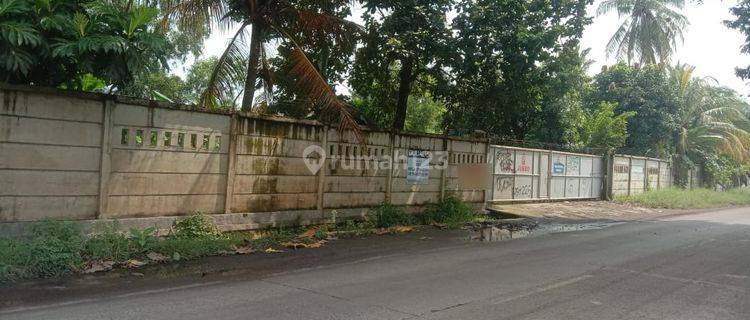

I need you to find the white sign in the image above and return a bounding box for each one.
[406,150,431,185]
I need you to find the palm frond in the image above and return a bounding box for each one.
[290,8,363,46]
[201,22,249,109]
[287,44,359,135]
[157,0,231,34]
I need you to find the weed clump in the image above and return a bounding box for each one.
[173,213,221,238]
[371,203,413,228]
[421,196,477,228]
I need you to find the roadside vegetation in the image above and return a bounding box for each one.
[0,197,479,282]
[615,188,750,209]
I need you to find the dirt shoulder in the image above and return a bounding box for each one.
[487,200,705,222]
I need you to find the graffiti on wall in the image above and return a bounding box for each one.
[514,184,532,197]
[567,156,580,175]
[495,149,514,173]
[495,177,513,192]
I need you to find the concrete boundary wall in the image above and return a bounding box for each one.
[609,154,672,197]
[0,85,486,230]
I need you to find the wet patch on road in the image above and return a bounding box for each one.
[471,219,625,242]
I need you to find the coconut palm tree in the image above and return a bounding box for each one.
[160,0,361,131]
[598,0,689,65]
[669,63,750,184]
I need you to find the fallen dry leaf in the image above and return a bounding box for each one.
[264,248,284,253]
[394,225,413,233]
[281,240,327,249]
[375,228,390,235]
[234,245,255,255]
[146,252,168,262]
[82,261,115,274]
[300,228,318,239]
[125,259,148,269]
[250,231,263,240]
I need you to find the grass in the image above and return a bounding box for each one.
[0,197,481,282]
[0,215,246,282]
[614,187,750,209]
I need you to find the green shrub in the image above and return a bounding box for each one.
[371,203,413,228]
[0,238,27,281]
[173,213,220,238]
[129,227,157,252]
[84,228,132,262]
[421,196,476,228]
[25,220,85,277]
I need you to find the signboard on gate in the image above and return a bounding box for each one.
[406,150,431,185]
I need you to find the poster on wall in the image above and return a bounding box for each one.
[552,158,566,175]
[406,150,431,185]
[516,152,532,174]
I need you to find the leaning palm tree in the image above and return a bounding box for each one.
[598,0,689,65]
[160,0,361,131]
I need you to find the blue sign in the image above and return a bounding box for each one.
[553,162,566,174]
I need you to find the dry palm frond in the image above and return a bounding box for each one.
[287,44,359,136]
[201,22,250,109]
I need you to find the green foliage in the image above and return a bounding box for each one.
[571,102,636,152]
[19,220,85,278]
[615,187,750,209]
[421,196,476,229]
[350,0,453,130]
[668,63,750,187]
[0,0,172,89]
[84,224,131,262]
[725,0,750,80]
[129,227,156,252]
[173,213,221,239]
[371,203,413,228]
[354,90,447,133]
[119,71,188,102]
[150,236,235,260]
[445,0,592,140]
[586,63,681,157]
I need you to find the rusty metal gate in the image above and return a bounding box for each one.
[488,146,605,201]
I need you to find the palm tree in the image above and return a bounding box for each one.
[598,0,689,65]
[669,63,750,184]
[161,0,361,131]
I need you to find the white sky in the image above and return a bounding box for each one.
[174,1,750,97]
[582,0,750,97]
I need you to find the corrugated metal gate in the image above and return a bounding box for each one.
[488,146,604,201]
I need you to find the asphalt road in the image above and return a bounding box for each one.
[3,207,750,320]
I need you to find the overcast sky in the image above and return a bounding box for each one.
[175,0,750,97]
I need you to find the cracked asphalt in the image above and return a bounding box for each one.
[2,206,750,320]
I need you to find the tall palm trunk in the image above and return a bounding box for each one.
[392,58,414,131]
[242,23,265,111]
